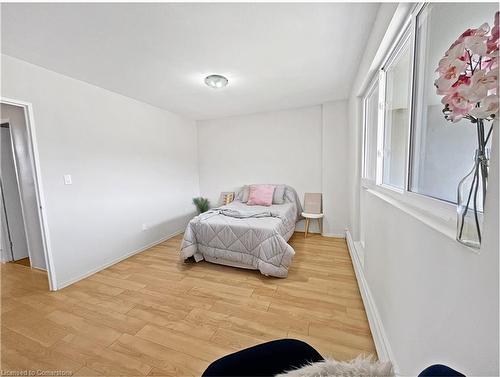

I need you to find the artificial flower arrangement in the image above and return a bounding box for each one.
[435,11,499,247]
[436,12,498,122]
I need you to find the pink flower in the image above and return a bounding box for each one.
[487,12,499,53]
[493,11,499,38]
[488,39,499,55]
[482,55,498,71]
[475,69,498,90]
[450,29,475,50]
[444,103,472,123]
[475,22,491,36]
[449,23,490,50]
[452,75,472,88]
[469,94,499,119]
[441,89,474,122]
[435,56,467,93]
[464,35,488,55]
[442,90,471,110]
[444,42,467,60]
[437,12,498,123]
[461,70,498,103]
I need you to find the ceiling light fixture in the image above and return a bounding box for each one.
[205,74,228,89]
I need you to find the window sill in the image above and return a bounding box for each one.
[365,187,480,254]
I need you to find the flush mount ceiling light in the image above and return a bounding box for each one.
[204,74,228,89]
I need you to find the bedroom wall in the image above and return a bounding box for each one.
[1,54,200,289]
[197,106,322,230]
[322,101,349,236]
[347,4,499,376]
[196,101,349,236]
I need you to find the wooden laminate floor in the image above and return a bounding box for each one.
[1,233,376,376]
[12,258,31,267]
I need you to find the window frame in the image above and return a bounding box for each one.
[361,74,380,185]
[361,2,464,237]
[408,3,430,197]
[406,3,489,212]
[403,2,460,218]
[378,24,414,193]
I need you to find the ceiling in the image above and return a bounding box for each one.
[1,3,379,120]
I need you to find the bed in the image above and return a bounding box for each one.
[180,185,302,277]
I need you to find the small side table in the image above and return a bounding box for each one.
[302,192,323,238]
[302,212,323,238]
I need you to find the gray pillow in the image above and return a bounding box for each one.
[272,184,286,204]
[236,185,250,202]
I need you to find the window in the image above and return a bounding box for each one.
[361,2,497,215]
[409,3,496,209]
[381,31,412,190]
[362,78,379,182]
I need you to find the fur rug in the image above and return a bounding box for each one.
[275,355,394,377]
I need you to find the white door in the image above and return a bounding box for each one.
[0,124,29,261]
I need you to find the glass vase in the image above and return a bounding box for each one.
[456,148,489,249]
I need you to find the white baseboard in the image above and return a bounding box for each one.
[56,229,184,290]
[345,230,399,374]
[321,232,346,238]
[294,230,345,238]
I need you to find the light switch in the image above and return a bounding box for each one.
[64,174,72,185]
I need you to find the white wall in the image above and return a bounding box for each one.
[197,102,349,236]
[322,101,349,236]
[197,106,322,232]
[1,55,200,288]
[348,4,499,376]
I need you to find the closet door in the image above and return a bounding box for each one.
[0,125,29,261]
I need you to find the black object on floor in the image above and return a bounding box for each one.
[202,338,323,376]
[202,338,465,377]
[419,364,465,377]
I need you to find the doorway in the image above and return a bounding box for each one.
[0,100,55,290]
[1,122,30,264]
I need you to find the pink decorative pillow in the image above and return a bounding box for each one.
[247,184,276,206]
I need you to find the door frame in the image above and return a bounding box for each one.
[1,97,57,290]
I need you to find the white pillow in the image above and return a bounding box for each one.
[275,355,394,377]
